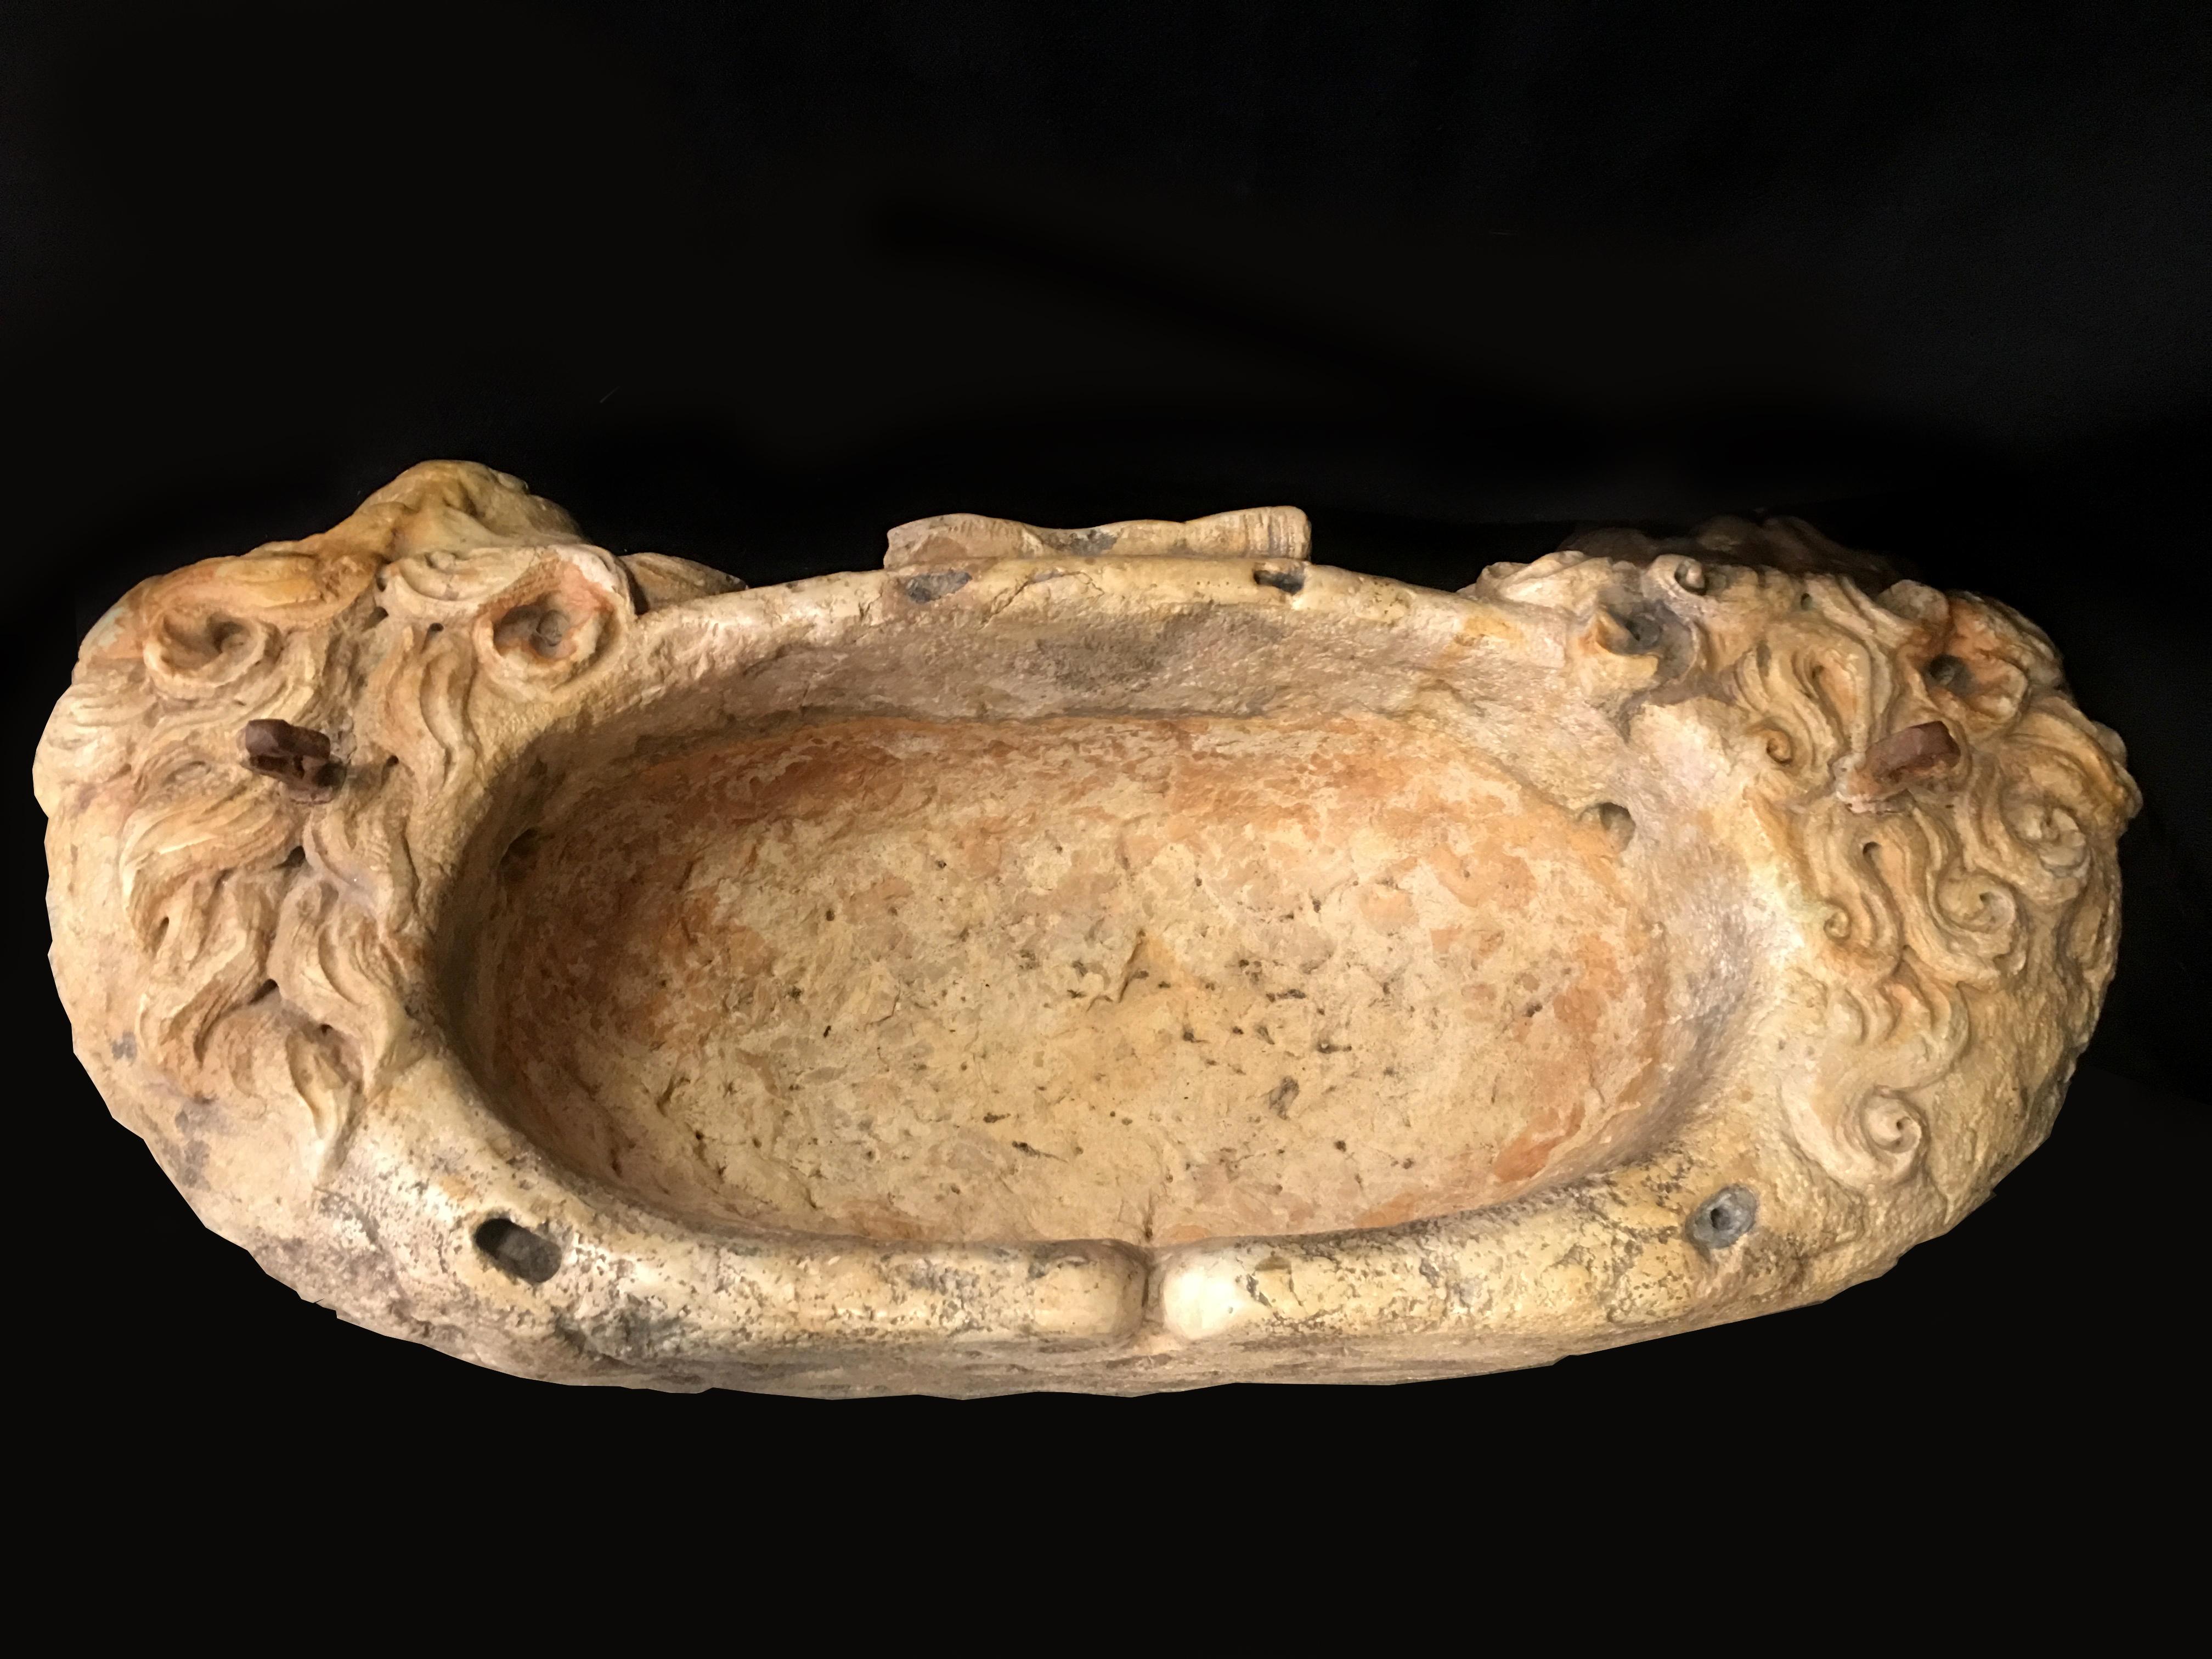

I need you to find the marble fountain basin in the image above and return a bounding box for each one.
[36,463,2137,1396]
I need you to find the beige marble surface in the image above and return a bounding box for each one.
[36,463,2137,1395]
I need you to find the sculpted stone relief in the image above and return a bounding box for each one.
[1469,535,2131,1197]
[36,462,2136,1396]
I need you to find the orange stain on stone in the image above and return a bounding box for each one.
[476,712,1679,1244]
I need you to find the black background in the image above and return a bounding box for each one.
[6,1,2206,1486]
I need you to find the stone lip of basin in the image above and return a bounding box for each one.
[36,462,2139,1398]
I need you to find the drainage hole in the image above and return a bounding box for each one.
[500,826,546,877]
[1927,653,1972,692]
[1686,1185,1758,1249]
[1585,801,1635,850]
[473,1216,562,1283]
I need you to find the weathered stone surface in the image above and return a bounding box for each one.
[36,462,2138,1396]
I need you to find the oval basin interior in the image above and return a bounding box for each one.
[467,697,1691,1246]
